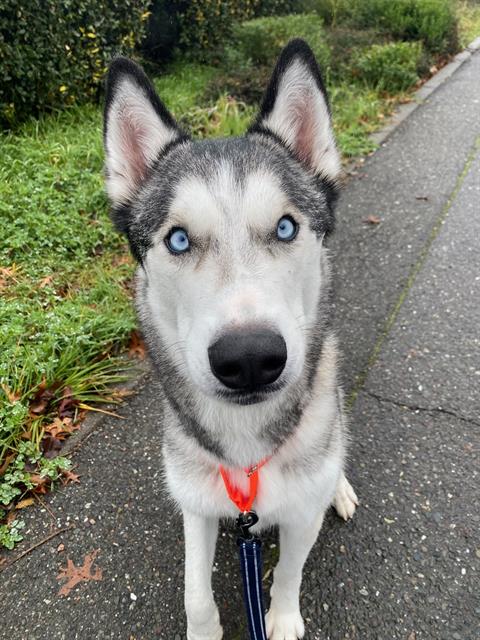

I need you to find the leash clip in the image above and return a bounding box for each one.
[236,510,259,541]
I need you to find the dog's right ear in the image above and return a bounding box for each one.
[103,57,187,209]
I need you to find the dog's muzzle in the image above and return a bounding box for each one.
[208,328,287,393]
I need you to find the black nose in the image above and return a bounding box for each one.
[208,329,287,391]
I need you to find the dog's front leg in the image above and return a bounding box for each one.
[183,509,223,640]
[266,512,325,640]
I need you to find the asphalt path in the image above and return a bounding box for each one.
[1,51,479,640]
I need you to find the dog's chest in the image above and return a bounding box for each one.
[164,447,342,528]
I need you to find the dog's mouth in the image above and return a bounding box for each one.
[217,380,286,406]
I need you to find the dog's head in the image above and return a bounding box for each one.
[103,40,341,408]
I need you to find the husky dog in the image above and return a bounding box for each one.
[103,39,358,640]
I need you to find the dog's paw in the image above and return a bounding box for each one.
[187,624,223,640]
[186,604,223,640]
[266,608,305,640]
[333,474,359,521]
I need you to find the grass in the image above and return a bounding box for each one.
[154,62,256,138]
[0,105,136,435]
[0,105,139,547]
[2,0,479,549]
[331,83,391,157]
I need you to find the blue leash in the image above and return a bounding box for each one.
[236,511,268,640]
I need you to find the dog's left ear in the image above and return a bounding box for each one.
[249,39,341,184]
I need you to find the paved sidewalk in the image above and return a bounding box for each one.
[2,51,480,640]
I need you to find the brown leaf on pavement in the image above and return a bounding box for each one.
[57,549,103,596]
[15,498,35,510]
[61,470,81,485]
[128,329,146,360]
[110,388,135,401]
[364,215,382,225]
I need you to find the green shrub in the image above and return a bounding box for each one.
[231,14,331,71]
[295,0,354,25]
[0,0,150,129]
[355,41,423,93]
[253,0,299,16]
[143,0,300,62]
[203,66,272,105]
[141,1,180,62]
[176,0,257,59]
[295,0,458,53]
[354,0,458,53]
[326,27,388,77]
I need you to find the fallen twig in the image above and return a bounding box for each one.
[77,402,125,419]
[1,525,74,570]
[34,493,56,524]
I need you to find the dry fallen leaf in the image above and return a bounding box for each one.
[40,435,63,459]
[128,330,146,360]
[39,275,53,288]
[44,418,67,439]
[364,215,382,225]
[57,543,65,553]
[0,265,21,290]
[1,383,21,403]
[58,386,79,419]
[30,379,57,415]
[44,417,79,440]
[61,470,81,485]
[29,474,50,494]
[15,497,35,510]
[0,453,15,476]
[110,388,135,401]
[57,549,103,596]
[111,252,132,267]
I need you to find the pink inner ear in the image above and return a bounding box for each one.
[118,104,150,187]
[294,92,315,168]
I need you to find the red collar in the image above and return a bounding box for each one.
[219,457,270,513]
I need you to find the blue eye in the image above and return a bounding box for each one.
[276,216,298,241]
[166,227,190,254]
